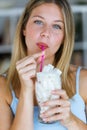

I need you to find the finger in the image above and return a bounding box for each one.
[33,51,45,59]
[42,107,70,122]
[16,51,45,70]
[41,99,70,107]
[16,57,36,71]
[52,89,69,100]
[42,113,63,122]
[41,105,70,117]
[21,69,36,80]
[16,56,29,65]
[40,107,63,117]
[16,51,45,65]
[37,55,45,64]
[18,64,36,75]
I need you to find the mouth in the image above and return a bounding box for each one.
[36,42,48,50]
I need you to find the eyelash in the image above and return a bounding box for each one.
[52,24,62,30]
[34,20,62,30]
[34,20,43,25]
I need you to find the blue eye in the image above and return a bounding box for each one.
[53,24,61,29]
[34,20,43,25]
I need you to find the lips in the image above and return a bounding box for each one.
[36,42,48,50]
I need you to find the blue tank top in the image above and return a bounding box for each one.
[10,67,87,130]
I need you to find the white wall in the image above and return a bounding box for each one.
[15,0,29,7]
[69,0,87,4]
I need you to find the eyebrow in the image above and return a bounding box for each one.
[32,15,44,19]
[32,15,64,24]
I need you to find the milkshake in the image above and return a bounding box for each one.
[35,64,62,123]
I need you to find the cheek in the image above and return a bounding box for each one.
[46,34,64,57]
[24,24,38,38]
[24,28,37,46]
[24,28,40,54]
[52,34,64,50]
[27,28,35,37]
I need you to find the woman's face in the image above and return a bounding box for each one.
[23,3,64,60]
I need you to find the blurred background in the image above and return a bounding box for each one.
[0,0,87,73]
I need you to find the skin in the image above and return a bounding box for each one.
[0,3,87,130]
[23,3,64,61]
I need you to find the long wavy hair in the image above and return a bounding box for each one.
[7,0,75,98]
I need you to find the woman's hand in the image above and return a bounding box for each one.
[40,89,73,126]
[16,52,44,91]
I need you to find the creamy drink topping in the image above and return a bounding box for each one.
[35,64,62,113]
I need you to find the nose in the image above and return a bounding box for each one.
[40,26,51,38]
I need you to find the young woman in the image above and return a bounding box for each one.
[0,0,87,130]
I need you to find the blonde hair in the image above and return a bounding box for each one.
[7,0,75,97]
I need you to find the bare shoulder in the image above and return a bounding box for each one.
[0,75,7,96]
[0,75,13,129]
[0,74,13,104]
[79,67,87,104]
[0,74,13,108]
[0,75,10,101]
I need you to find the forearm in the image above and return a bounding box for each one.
[10,89,34,130]
[65,115,87,130]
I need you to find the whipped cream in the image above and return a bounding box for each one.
[35,64,62,113]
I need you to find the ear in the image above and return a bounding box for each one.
[23,29,26,36]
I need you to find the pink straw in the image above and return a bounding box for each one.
[40,46,45,72]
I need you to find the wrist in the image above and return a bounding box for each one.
[64,120,76,128]
[63,115,79,130]
[21,84,34,93]
[20,87,34,101]
[66,121,79,130]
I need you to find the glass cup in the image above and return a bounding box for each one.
[35,65,62,123]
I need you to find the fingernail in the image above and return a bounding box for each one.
[51,90,56,94]
[43,118,48,122]
[37,55,45,63]
[42,50,45,55]
[39,102,45,106]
